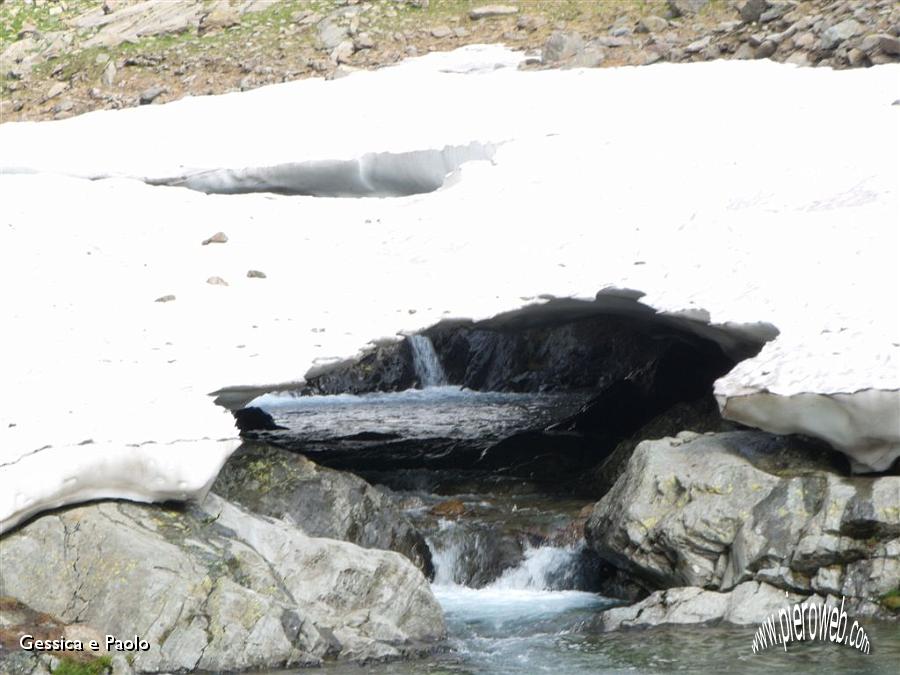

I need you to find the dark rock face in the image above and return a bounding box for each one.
[213,443,434,578]
[263,302,761,494]
[233,406,286,432]
[304,339,416,395]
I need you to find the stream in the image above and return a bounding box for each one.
[251,385,900,674]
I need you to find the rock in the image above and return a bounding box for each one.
[213,443,434,577]
[139,86,165,105]
[785,50,810,66]
[331,40,355,64]
[878,34,900,55]
[233,407,285,432]
[202,231,228,245]
[200,0,240,32]
[847,48,866,66]
[821,19,862,50]
[102,61,116,86]
[735,42,756,59]
[431,25,452,39]
[247,269,267,278]
[317,21,348,50]
[454,27,469,38]
[18,23,39,39]
[636,15,668,33]
[354,32,375,50]
[78,1,205,49]
[206,276,228,286]
[667,0,709,18]
[541,31,584,64]
[739,0,769,23]
[43,81,68,101]
[794,30,816,49]
[594,582,817,630]
[755,40,777,58]
[469,5,519,20]
[571,44,606,68]
[516,14,545,32]
[0,495,445,670]
[686,36,711,53]
[154,294,176,303]
[760,2,792,23]
[586,431,899,610]
[51,100,75,115]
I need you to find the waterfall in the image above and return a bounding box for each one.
[409,334,447,388]
[487,546,580,591]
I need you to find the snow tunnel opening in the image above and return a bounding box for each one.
[220,296,781,495]
[146,141,497,197]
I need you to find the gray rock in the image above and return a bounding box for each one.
[0,495,445,670]
[212,443,433,576]
[354,32,375,50]
[202,231,228,245]
[739,0,769,23]
[821,19,862,50]
[586,432,899,608]
[102,61,117,86]
[595,582,817,631]
[246,269,267,279]
[636,15,669,33]
[542,31,585,64]
[469,5,519,20]
[686,36,711,53]
[878,34,900,55]
[667,0,709,17]
[431,25,452,39]
[735,42,756,59]
[154,294,176,303]
[847,47,866,66]
[516,14,545,32]
[755,40,777,58]
[139,86,165,105]
[206,276,228,286]
[200,0,240,32]
[760,2,792,23]
[318,21,349,51]
[43,81,68,101]
[794,31,816,49]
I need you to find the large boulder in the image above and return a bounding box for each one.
[586,431,899,615]
[0,495,445,671]
[212,443,434,577]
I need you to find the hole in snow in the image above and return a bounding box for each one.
[146,141,497,197]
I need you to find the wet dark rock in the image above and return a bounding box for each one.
[233,406,286,432]
[213,443,434,578]
[304,339,416,395]
[581,394,732,497]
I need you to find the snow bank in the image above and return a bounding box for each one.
[1,46,898,530]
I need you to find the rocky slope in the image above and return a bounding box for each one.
[2,0,898,122]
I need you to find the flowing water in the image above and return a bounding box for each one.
[253,378,900,674]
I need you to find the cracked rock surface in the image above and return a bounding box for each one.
[0,494,445,671]
[586,431,900,625]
